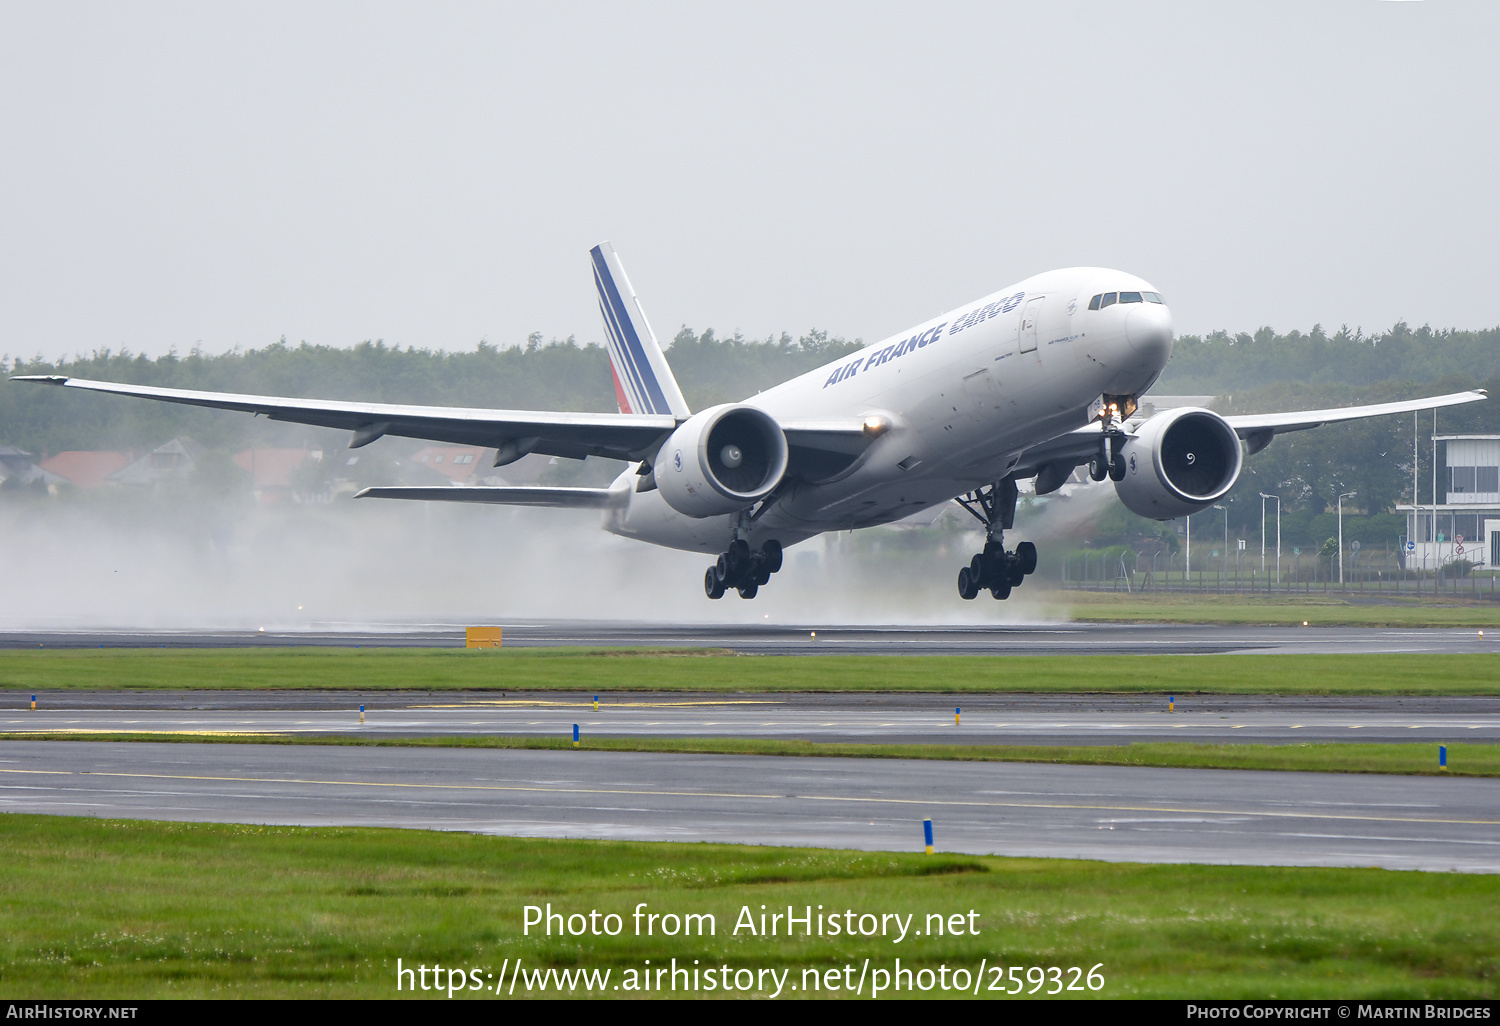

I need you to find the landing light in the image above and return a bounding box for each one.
[862,415,890,438]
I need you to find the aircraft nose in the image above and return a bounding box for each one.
[1125,303,1174,367]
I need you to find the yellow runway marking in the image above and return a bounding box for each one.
[1,767,1495,828]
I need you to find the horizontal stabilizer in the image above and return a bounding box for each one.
[354,486,620,508]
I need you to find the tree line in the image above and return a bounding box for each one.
[0,327,863,456]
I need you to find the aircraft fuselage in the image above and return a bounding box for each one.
[606,266,1173,554]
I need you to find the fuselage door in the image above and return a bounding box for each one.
[1019,297,1042,353]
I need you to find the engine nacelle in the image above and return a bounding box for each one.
[653,404,789,518]
[1114,407,1242,519]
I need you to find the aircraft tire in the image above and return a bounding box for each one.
[704,568,725,599]
[756,570,771,587]
[1008,565,1026,588]
[761,540,783,574]
[1015,541,1038,575]
[990,582,1012,600]
[737,583,758,599]
[957,567,979,600]
[1089,456,1107,482]
[969,554,986,585]
[727,539,751,571]
[1109,453,1127,482]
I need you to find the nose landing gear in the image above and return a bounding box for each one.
[954,476,1038,601]
[1089,433,1127,482]
[704,539,783,599]
[1089,396,1133,482]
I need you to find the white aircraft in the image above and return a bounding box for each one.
[15,243,1485,601]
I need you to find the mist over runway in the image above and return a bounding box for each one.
[2,620,1496,655]
[2,740,1495,873]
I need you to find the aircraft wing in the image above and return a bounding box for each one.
[1223,390,1486,451]
[355,486,622,508]
[10,375,883,474]
[1012,389,1487,492]
[11,375,678,462]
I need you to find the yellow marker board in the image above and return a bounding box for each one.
[465,627,503,648]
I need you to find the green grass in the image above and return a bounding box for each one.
[0,814,1493,998]
[3,732,1495,778]
[3,648,1499,694]
[1062,589,1500,627]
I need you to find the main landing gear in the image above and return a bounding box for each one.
[704,539,783,599]
[954,477,1038,600]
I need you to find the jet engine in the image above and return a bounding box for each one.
[1114,407,1242,519]
[653,404,789,518]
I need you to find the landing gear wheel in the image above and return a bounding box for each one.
[1015,541,1038,576]
[954,477,1041,604]
[1089,456,1107,482]
[727,538,751,571]
[706,537,785,598]
[957,566,979,600]
[760,540,783,574]
[1108,452,1127,482]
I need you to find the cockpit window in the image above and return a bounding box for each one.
[1144,292,1164,304]
[1098,292,1118,308]
[1087,294,1101,311]
[1119,291,1142,304]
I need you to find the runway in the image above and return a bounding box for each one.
[2,739,1494,873]
[3,620,1497,655]
[6,692,1499,745]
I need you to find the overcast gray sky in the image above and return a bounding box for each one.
[3,1,1496,364]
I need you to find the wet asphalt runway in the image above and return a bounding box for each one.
[4,622,1494,871]
[5,692,1498,746]
[2,739,1494,873]
[2,620,1497,655]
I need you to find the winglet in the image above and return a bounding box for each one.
[590,242,691,419]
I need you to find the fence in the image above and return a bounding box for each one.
[1058,548,1499,599]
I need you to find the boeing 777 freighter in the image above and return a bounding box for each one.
[15,243,1485,600]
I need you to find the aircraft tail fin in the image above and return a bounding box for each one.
[591,242,691,419]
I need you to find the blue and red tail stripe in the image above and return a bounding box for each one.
[590,243,690,419]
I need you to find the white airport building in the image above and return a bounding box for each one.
[1397,434,1500,571]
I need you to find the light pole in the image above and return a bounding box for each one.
[1338,491,1357,586]
[1260,493,1281,585]
[1213,503,1228,569]
[1213,504,1228,591]
[1185,514,1191,586]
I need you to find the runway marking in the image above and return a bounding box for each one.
[0,729,277,738]
[4,767,1497,828]
[412,700,778,709]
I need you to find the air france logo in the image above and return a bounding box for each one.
[673,450,683,471]
[1066,299,1078,316]
[1128,453,1137,475]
